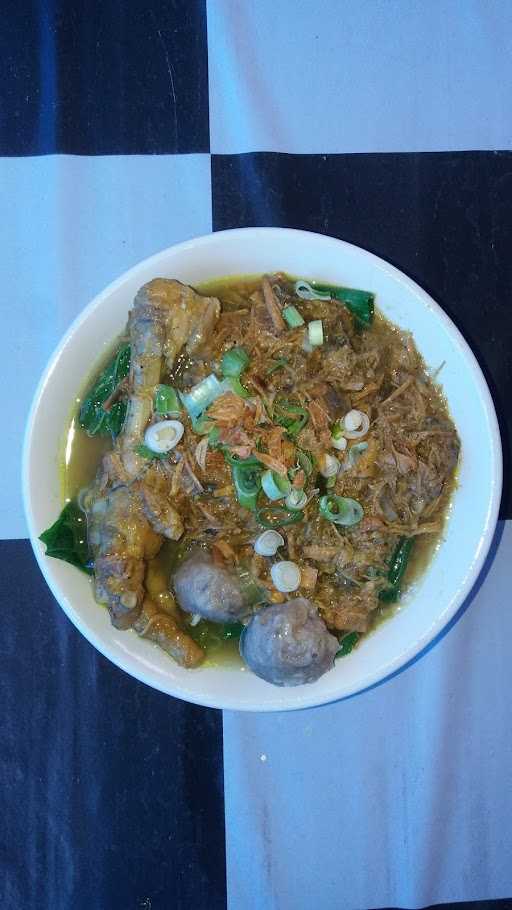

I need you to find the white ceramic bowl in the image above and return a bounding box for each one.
[23,228,502,711]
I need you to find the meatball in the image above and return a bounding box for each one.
[240,598,339,686]
[172,551,249,623]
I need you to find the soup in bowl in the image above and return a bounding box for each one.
[23,228,502,710]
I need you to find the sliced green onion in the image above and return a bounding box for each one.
[326,475,337,489]
[180,374,230,419]
[226,376,251,399]
[266,357,288,376]
[342,409,370,439]
[232,462,262,511]
[282,305,304,328]
[144,419,184,454]
[297,449,314,475]
[224,452,264,511]
[254,530,285,556]
[285,489,307,511]
[344,409,362,432]
[261,469,291,501]
[271,561,300,593]
[294,280,331,301]
[154,384,181,417]
[336,631,360,658]
[221,345,250,377]
[331,427,348,451]
[256,506,303,529]
[192,415,214,435]
[308,319,324,346]
[319,495,364,526]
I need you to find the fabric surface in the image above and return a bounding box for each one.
[223,522,511,910]
[1,1,512,908]
[2,546,225,910]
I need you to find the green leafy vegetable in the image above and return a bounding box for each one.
[336,631,359,657]
[313,283,375,327]
[379,537,414,603]
[39,501,92,574]
[387,536,414,587]
[79,344,130,436]
[294,278,375,327]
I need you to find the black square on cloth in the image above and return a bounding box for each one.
[0,540,226,910]
[0,0,209,156]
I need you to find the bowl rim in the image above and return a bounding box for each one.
[22,227,503,710]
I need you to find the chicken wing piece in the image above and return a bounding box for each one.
[84,484,161,630]
[83,279,220,663]
[120,279,220,479]
[133,598,205,668]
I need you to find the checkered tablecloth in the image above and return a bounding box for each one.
[2,3,512,909]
